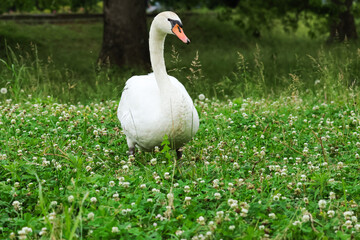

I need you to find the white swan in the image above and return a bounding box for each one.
[117,11,199,158]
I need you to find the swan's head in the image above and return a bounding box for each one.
[152,11,190,44]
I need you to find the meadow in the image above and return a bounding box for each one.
[0,13,360,239]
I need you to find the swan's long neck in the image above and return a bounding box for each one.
[149,23,172,93]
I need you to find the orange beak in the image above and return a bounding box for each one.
[172,24,190,44]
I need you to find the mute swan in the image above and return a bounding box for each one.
[117,11,199,158]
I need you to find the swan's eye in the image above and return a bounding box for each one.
[178,26,182,33]
[168,18,183,29]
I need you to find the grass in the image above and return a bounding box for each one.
[0,12,360,239]
[0,90,360,239]
[0,13,359,103]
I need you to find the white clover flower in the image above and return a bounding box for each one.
[88,212,95,220]
[337,162,344,169]
[49,212,56,221]
[208,221,216,231]
[292,220,301,226]
[184,196,191,204]
[259,225,265,230]
[111,227,119,233]
[344,220,353,229]
[41,158,50,166]
[233,162,240,169]
[184,185,190,193]
[230,203,238,209]
[198,94,205,101]
[128,154,135,161]
[0,88,7,94]
[355,224,360,232]
[352,216,357,223]
[50,201,57,207]
[227,198,237,206]
[164,172,170,180]
[273,194,280,201]
[18,227,32,239]
[216,211,224,219]
[9,232,15,239]
[23,227,32,233]
[55,163,62,170]
[214,192,221,199]
[39,227,47,236]
[109,181,115,187]
[113,193,120,201]
[327,210,335,218]
[197,216,206,225]
[318,199,326,209]
[140,184,146,189]
[12,201,21,211]
[300,174,307,181]
[68,195,74,203]
[303,147,309,154]
[18,230,26,240]
[90,197,97,204]
[229,225,235,230]
[269,213,276,219]
[152,188,160,193]
[240,208,248,217]
[152,146,159,153]
[329,192,336,200]
[212,179,220,188]
[344,211,354,219]
[150,158,157,165]
[302,214,310,222]
[175,230,184,236]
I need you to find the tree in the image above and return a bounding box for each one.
[328,0,358,41]
[98,0,150,70]
[228,0,358,41]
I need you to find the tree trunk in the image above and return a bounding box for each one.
[98,0,150,70]
[329,0,357,41]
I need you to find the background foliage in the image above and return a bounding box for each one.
[0,0,102,13]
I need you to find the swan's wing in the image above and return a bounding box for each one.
[118,75,159,126]
[117,74,163,149]
[168,76,200,135]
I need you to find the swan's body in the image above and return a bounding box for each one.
[117,11,199,156]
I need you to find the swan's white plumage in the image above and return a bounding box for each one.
[117,12,199,152]
[118,73,199,151]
